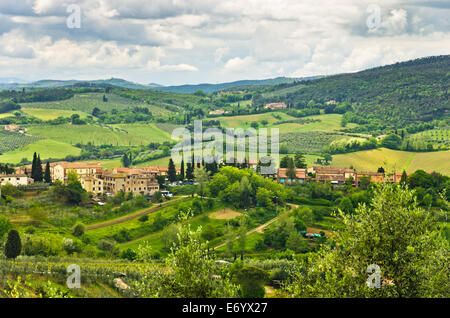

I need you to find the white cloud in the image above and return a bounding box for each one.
[223,56,255,72]
[0,0,447,84]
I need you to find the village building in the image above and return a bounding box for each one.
[277,168,308,184]
[80,176,105,195]
[103,170,159,196]
[0,174,34,186]
[355,171,385,186]
[52,163,103,183]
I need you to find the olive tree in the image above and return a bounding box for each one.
[285,184,449,298]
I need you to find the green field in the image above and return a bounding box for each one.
[27,123,171,146]
[216,112,295,128]
[0,112,14,119]
[22,108,91,120]
[331,148,450,175]
[217,113,356,133]
[0,139,81,164]
[21,92,172,116]
[134,155,176,168]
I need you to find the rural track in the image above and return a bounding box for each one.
[214,213,284,250]
[86,196,187,231]
[213,203,300,250]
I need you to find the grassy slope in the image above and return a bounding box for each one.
[0,139,81,163]
[331,148,450,175]
[217,113,356,133]
[27,123,171,146]
[22,108,91,120]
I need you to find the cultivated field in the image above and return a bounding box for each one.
[22,107,91,120]
[27,123,171,146]
[217,113,356,133]
[0,139,81,164]
[21,92,172,116]
[331,148,450,175]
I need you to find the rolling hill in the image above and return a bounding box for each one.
[255,55,450,130]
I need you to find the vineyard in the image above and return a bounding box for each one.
[280,131,355,154]
[0,130,43,154]
[408,128,450,150]
[27,123,171,146]
[0,258,143,298]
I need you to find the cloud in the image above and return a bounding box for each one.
[223,56,255,72]
[0,0,447,84]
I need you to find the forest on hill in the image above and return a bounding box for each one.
[253,55,450,131]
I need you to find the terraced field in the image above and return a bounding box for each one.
[331,148,450,175]
[27,123,171,146]
[21,92,172,116]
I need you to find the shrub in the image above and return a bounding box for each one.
[24,226,36,234]
[139,214,149,222]
[235,266,268,298]
[0,215,12,238]
[72,223,86,237]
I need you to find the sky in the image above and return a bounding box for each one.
[0,0,449,85]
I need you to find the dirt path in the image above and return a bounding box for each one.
[213,213,283,250]
[86,196,187,231]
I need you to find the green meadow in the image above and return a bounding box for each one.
[22,107,91,120]
[0,139,81,164]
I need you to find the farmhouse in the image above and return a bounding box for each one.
[264,102,287,110]
[209,109,225,115]
[0,174,34,186]
[4,124,20,132]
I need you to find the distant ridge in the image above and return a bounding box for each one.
[0,78,156,90]
[150,76,321,94]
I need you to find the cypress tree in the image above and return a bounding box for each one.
[31,152,37,180]
[121,153,130,167]
[180,159,185,181]
[44,162,51,183]
[168,158,177,182]
[5,229,21,262]
[186,162,193,181]
[35,155,43,182]
[400,170,408,184]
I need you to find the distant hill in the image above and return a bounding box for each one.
[150,77,320,94]
[255,55,450,130]
[0,78,156,91]
[0,77,314,93]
